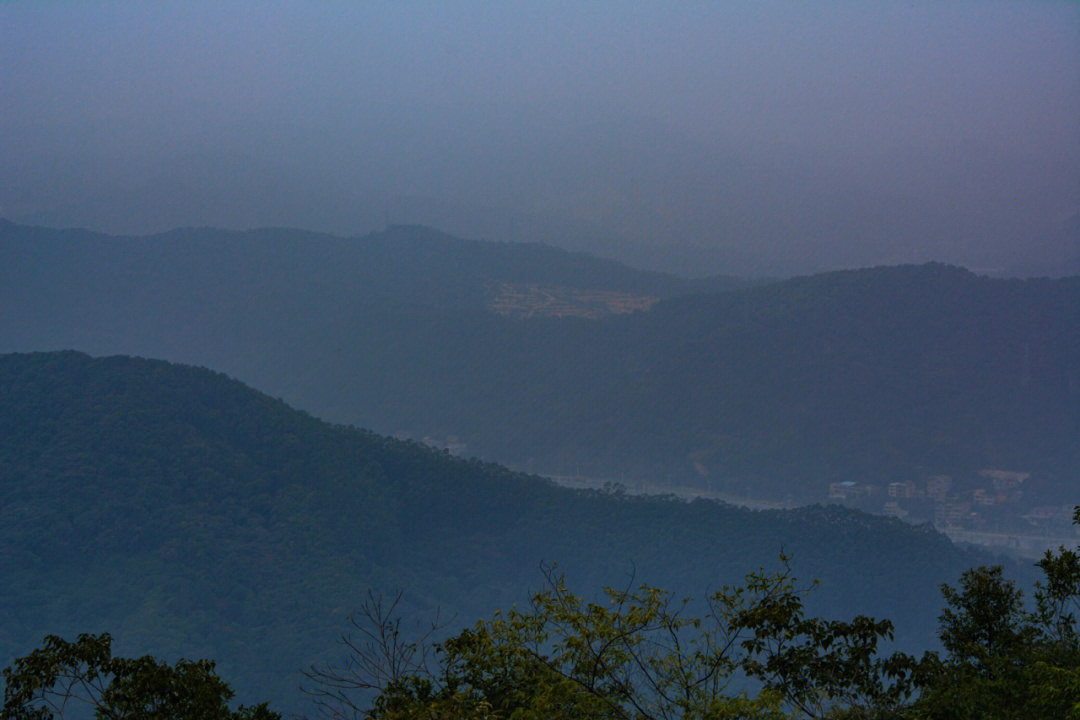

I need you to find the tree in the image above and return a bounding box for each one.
[301,591,450,720]
[0,633,278,720]
[936,566,1033,675]
[911,522,1080,719]
[304,561,923,720]
[734,568,919,719]
[1033,538,1080,654]
[304,508,1080,719]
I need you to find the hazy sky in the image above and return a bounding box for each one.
[2,1,1077,276]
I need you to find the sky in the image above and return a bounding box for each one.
[2,1,1077,276]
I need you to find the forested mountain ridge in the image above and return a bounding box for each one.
[0,351,993,712]
[2,221,1076,503]
[612,264,1080,492]
[0,219,738,319]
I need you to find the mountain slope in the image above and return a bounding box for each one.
[2,221,1076,499]
[0,351,991,712]
[0,219,735,323]
[589,264,1080,490]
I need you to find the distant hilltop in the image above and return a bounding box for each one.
[2,221,1077,508]
[0,349,989,709]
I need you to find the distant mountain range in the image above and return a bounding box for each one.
[2,220,1077,501]
[0,351,993,712]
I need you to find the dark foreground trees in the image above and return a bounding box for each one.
[303,559,921,720]
[0,633,278,720]
[912,546,1080,719]
[7,530,1080,719]
[305,540,1080,720]
[7,545,1080,720]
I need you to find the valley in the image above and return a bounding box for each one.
[5,4,1077,714]
[0,350,1002,711]
[3,220,1076,539]
[1,221,1076,713]
[545,471,1076,559]
[4,224,1076,496]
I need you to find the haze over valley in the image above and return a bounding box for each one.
[3,2,1079,717]
[4,220,1078,544]
[3,2,1078,277]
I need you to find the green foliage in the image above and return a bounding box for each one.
[308,531,1080,720]
[9,538,1080,719]
[0,351,982,710]
[735,569,918,718]
[307,563,920,720]
[936,566,1033,673]
[3,221,1077,496]
[0,633,277,720]
[1033,544,1080,651]
[911,528,1080,719]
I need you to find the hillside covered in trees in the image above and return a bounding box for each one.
[6,543,1079,718]
[0,351,1001,711]
[2,222,1077,505]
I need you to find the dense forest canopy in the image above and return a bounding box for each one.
[8,540,1080,718]
[0,351,1004,711]
[4,3,1076,714]
[2,222,1077,502]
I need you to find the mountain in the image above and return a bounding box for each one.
[599,264,1080,493]
[0,219,741,320]
[2,221,1077,501]
[0,351,993,712]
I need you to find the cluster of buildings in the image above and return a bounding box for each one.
[828,468,1075,536]
[488,282,657,319]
